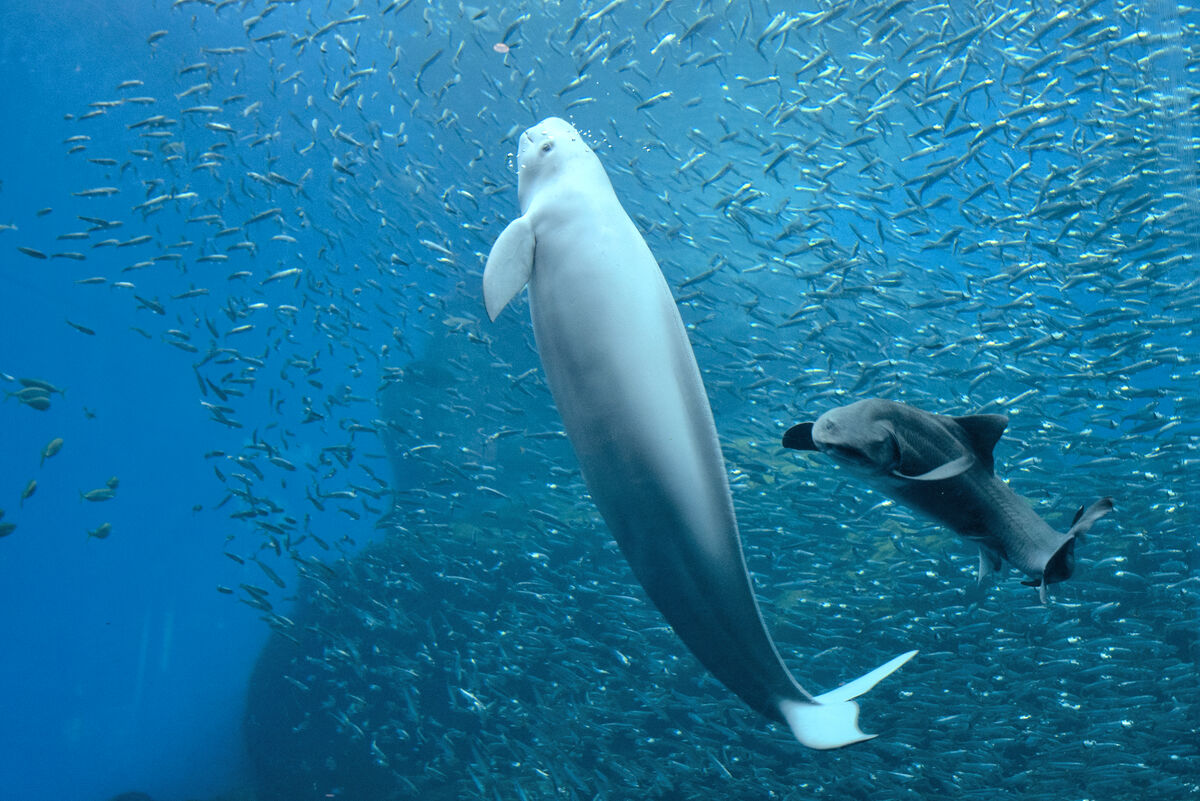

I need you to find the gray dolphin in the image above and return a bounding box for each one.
[782,398,1113,600]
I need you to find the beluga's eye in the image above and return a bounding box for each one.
[541,141,554,153]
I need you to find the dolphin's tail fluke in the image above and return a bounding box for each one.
[778,650,918,749]
[1043,536,1077,586]
[1066,497,1114,541]
[1042,496,1115,587]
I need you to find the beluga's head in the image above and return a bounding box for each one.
[783,399,902,476]
[516,117,603,211]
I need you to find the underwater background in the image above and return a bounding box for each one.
[0,1,1196,800]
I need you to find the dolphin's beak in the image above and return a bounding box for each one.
[782,423,816,451]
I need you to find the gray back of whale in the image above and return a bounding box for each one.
[783,398,1113,596]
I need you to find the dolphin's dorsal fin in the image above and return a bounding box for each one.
[782,422,817,451]
[483,216,535,321]
[951,414,1008,474]
[892,453,973,481]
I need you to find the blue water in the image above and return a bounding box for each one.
[1,6,265,800]
[1,1,1197,800]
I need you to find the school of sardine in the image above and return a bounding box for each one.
[2,0,1197,799]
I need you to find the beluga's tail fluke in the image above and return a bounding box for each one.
[778,650,918,749]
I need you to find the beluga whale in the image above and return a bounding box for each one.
[782,398,1113,601]
[483,117,916,749]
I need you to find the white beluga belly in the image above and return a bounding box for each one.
[484,117,915,748]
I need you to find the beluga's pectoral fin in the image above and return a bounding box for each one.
[483,216,535,321]
[778,650,918,750]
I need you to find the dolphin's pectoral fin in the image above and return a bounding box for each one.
[892,453,973,481]
[883,422,972,480]
[778,650,918,750]
[978,545,1003,583]
[951,413,1008,473]
[483,216,535,321]
[782,422,817,451]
